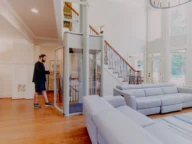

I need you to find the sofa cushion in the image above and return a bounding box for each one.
[178,93,192,103]
[104,96,126,108]
[162,87,178,94]
[138,107,161,116]
[154,94,183,106]
[124,89,145,97]
[116,85,142,90]
[142,83,174,88]
[92,110,163,144]
[136,97,161,109]
[116,105,155,127]
[144,88,163,97]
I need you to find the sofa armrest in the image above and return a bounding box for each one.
[113,88,137,109]
[113,88,124,96]
[123,94,137,110]
[177,87,192,93]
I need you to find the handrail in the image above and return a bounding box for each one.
[65,2,79,16]
[89,25,100,35]
[104,40,138,72]
[63,2,140,73]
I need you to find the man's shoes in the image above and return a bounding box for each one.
[45,102,53,107]
[34,103,41,108]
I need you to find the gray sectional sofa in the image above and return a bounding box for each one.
[83,95,191,144]
[113,84,192,115]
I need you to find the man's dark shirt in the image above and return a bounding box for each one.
[32,61,50,83]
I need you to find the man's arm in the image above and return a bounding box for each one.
[36,63,50,74]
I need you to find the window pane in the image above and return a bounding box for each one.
[170,6,186,36]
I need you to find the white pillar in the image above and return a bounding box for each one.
[93,54,97,94]
[64,33,69,116]
[100,35,104,97]
[78,59,83,103]
[80,4,83,33]
[82,0,89,97]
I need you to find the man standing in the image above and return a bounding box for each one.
[33,54,53,108]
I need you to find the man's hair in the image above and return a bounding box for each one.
[39,54,46,59]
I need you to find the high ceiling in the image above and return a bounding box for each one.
[7,0,58,39]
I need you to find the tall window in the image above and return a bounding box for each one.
[149,10,162,41]
[170,6,186,36]
[170,50,186,85]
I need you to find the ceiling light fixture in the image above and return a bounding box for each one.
[31,8,38,13]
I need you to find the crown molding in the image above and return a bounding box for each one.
[3,0,35,38]
[2,0,59,44]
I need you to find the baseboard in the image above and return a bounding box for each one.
[0,94,11,98]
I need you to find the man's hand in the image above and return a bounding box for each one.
[49,70,54,74]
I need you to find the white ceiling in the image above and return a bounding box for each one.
[7,0,58,39]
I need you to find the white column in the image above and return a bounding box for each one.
[78,59,83,103]
[82,0,89,97]
[100,35,104,97]
[64,33,69,116]
[80,4,83,33]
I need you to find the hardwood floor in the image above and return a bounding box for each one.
[0,94,91,144]
[1,93,192,144]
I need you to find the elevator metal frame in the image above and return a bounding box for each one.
[53,0,104,116]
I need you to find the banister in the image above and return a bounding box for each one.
[65,2,79,16]
[104,40,138,72]
[63,2,141,73]
[89,25,100,35]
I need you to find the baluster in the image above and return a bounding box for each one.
[107,45,110,66]
[108,47,111,68]
[104,44,108,65]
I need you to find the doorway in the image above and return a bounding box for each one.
[148,56,162,84]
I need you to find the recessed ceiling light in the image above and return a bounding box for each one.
[31,8,38,13]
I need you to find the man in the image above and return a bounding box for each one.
[33,54,53,108]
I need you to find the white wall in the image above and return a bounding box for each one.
[186,3,192,87]
[88,0,147,59]
[103,67,122,95]
[0,15,35,99]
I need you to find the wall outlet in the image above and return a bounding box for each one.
[18,84,26,92]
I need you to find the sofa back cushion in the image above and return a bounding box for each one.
[116,85,142,90]
[145,88,163,97]
[104,96,126,108]
[162,87,178,94]
[124,89,146,97]
[142,83,174,89]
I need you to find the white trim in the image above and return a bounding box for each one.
[2,1,59,42]
[0,94,11,98]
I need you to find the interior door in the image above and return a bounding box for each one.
[148,57,162,84]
